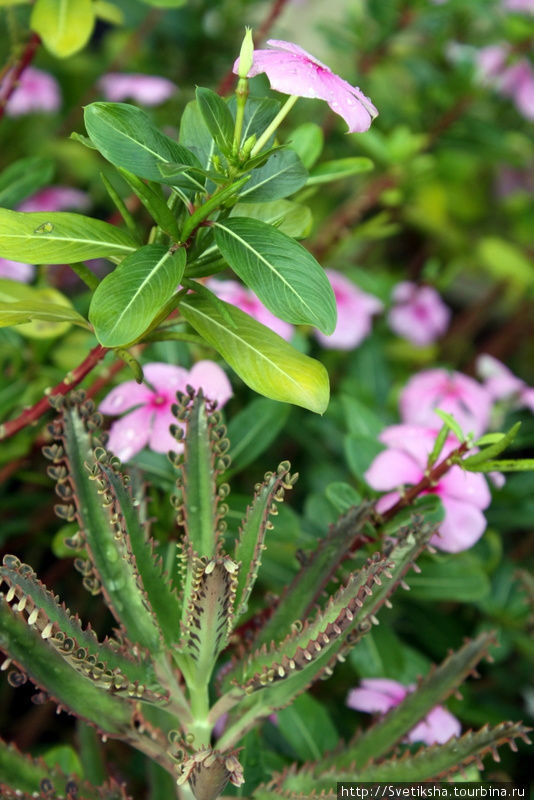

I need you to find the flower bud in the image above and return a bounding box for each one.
[236,27,254,79]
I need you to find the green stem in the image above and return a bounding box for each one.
[69,262,100,290]
[233,77,249,153]
[250,94,298,156]
[188,683,212,748]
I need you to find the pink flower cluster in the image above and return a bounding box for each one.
[2,67,60,117]
[388,282,451,347]
[0,187,90,283]
[234,39,378,133]
[476,354,534,413]
[98,73,177,106]
[347,678,461,745]
[99,361,232,462]
[476,45,534,121]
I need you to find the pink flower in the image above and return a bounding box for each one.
[365,424,492,552]
[315,270,383,350]
[99,361,233,462]
[347,679,461,745]
[388,282,451,347]
[234,39,378,133]
[206,279,293,340]
[476,354,534,413]
[0,259,34,283]
[399,369,492,439]
[499,60,534,121]
[476,45,510,83]
[98,73,177,106]
[503,0,534,12]
[18,186,90,213]
[3,67,61,116]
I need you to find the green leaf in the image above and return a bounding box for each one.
[117,168,180,239]
[408,552,491,601]
[228,97,280,147]
[180,294,330,414]
[344,433,385,480]
[435,408,466,441]
[89,244,186,347]
[31,0,95,58]
[196,87,234,153]
[84,102,200,186]
[214,217,336,333]
[179,100,216,173]
[93,0,123,24]
[325,481,362,513]
[0,739,66,797]
[0,299,89,330]
[0,209,136,263]
[464,458,534,472]
[307,157,373,185]
[231,199,312,239]
[288,122,324,169]
[462,422,521,468]
[239,150,308,203]
[141,0,185,5]
[340,395,385,438]
[0,157,54,209]
[226,397,290,476]
[277,694,338,761]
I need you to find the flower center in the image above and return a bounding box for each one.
[150,393,168,408]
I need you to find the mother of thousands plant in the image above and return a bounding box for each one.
[0,389,529,799]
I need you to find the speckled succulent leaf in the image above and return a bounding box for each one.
[277,722,531,790]
[233,461,297,619]
[0,555,160,694]
[45,393,163,653]
[323,631,497,770]
[171,390,231,559]
[254,503,375,648]
[176,746,244,800]
[97,463,182,647]
[0,595,134,735]
[179,557,238,689]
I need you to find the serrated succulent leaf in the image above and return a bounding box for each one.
[180,557,238,688]
[0,555,162,698]
[279,723,531,789]
[0,738,61,797]
[0,597,133,735]
[254,504,375,648]
[172,391,230,559]
[97,464,183,647]
[47,394,162,653]
[234,461,296,619]
[323,631,497,770]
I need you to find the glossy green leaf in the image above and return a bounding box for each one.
[179,100,216,173]
[31,0,95,58]
[214,217,336,333]
[307,156,374,185]
[408,553,491,601]
[288,122,324,169]
[89,244,186,347]
[0,209,136,263]
[277,694,338,761]
[0,157,54,209]
[0,299,89,330]
[325,481,362,513]
[231,199,312,238]
[84,102,200,185]
[180,294,330,414]
[117,167,180,238]
[239,150,308,203]
[196,87,234,153]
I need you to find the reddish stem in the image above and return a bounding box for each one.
[379,441,470,523]
[0,33,41,122]
[0,345,109,442]
[216,0,291,96]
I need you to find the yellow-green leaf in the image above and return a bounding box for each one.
[31,0,95,58]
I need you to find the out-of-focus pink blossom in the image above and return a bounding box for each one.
[206,279,293,340]
[314,270,383,350]
[234,39,378,133]
[476,45,510,82]
[98,73,177,106]
[399,368,492,438]
[18,186,90,213]
[347,678,461,745]
[0,259,34,283]
[388,282,451,347]
[499,60,534,120]
[365,424,492,552]
[99,361,232,462]
[503,0,534,12]
[3,67,61,116]
[476,354,534,413]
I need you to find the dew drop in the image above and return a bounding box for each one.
[34,222,54,234]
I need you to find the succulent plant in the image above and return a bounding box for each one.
[0,390,530,799]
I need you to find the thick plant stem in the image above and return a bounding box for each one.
[250,94,298,156]
[0,345,110,441]
[0,33,41,121]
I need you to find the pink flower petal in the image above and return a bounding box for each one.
[0,258,34,282]
[98,73,177,106]
[18,187,90,213]
[476,354,525,400]
[188,360,233,407]
[439,466,491,510]
[143,363,190,395]
[4,67,61,116]
[99,381,153,414]
[375,491,401,514]
[316,270,383,349]
[106,406,152,462]
[407,706,461,745]
[432,496,487,552]
[520,387,534,412]
[388,282,451,347]
[347,679,407,714]
[149,409,182,454]
[379,424,456,468]
[365,450,423,491]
